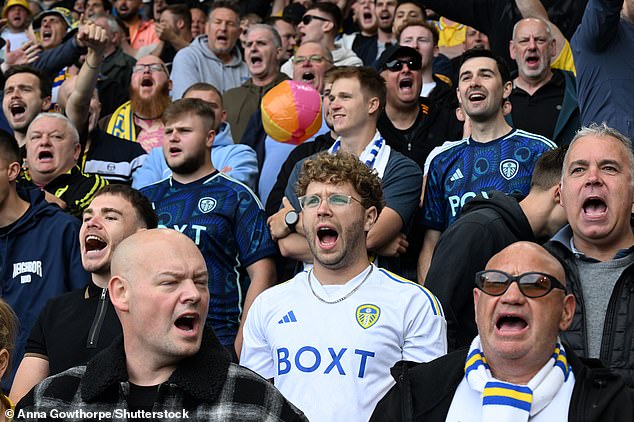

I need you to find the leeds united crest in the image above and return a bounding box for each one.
[499,159,519,180]
[356,304,381,329]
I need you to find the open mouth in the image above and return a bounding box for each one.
[317,227,338,248]
[85,234,107,252]
[10,103,25,118]
[41,30,52,41]
[141,77,154,87]
[301,71,316,82]
[250,55,262,65]
[468,92,486,102]
[175,315,197,332]
[38,150,53,160]
[525,55,539,66]
[399,78,413,89]
[583,197,607,217]
[217,33,227,42]
[496,315,528,333]
[168,146,182,155]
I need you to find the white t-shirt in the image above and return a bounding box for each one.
[240,264,447,422]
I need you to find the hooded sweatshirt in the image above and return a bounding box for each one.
[131,122,258,191]
[0,185,89,387]
[171,35,249,99]
[424,190,534,351]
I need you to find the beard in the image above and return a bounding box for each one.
[167,150,207,176]
[130,82,171,119]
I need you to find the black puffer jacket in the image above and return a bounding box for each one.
[546,240,634,387]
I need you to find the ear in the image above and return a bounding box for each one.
[552,184,561,204]
[558,293,576,331]
[550,38,556,58]
[509,40,516,60]
[456,86,462,105]
[73,142,81,161]
[558,181,564,206]
[322,20,334,34]
[275,46,284,62]
[7,161,21,183]
[0,349,9,380]
[176,18,186,31]
[41,96,51,112]
[206,128,215,148]
[502,80,512,101]
[168,79,173,91]
[363,205,378,232]
[220,109,227,123]
[432,44,439,57]
[109,275,130,313]
[367,96,380,115]
[473,288,481,325]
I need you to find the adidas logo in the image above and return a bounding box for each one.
[449,168,464,182]
[278,310,297,324]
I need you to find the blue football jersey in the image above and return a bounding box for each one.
[141,172,276,346]
[422,129,556,230]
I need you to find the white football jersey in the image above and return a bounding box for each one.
[240,264,447,422]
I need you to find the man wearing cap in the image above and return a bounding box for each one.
[1,0,32,52]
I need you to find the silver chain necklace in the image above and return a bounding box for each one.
[308,265,373,304]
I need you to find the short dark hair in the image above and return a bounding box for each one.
[296,151,385,213]
[209,0,239,19]
[396,18,438,46]
[3,66,52,98]
[93,185,159,229]
[309,2,342,32]
[530,147,566,190]
[459,48,511,84]
[328,66,386,115]
[0,129,20,165]
[164,4,191,29]
[162,98,216,132]
[183,82,224,108]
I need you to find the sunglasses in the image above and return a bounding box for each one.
[383,58,422,72]
[302,14,331,25]
[475,270,566,298]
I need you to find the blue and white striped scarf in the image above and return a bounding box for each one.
[464,336,570,421]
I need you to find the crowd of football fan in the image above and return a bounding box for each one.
[0,0,633,420]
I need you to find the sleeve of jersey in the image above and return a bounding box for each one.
[421,158,447,231]
[381,154,422,225]
[240,294,275,379]
[401,284,447,363]
[234,187,277,268]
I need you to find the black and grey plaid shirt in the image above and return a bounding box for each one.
[15,329,307,422]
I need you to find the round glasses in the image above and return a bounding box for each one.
[298,193,363,210]
[475,270,566,298]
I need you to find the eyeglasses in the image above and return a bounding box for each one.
[475,270,566,298]
[298,193,363,210]
[292,55,332,65]
[301,14,331,25]
[132,63,166,74]
[383,58,422,72]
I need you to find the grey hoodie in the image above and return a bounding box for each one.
[171,35,249,98]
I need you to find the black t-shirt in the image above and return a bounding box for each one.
[128,383,159,412]
[510,70,565,141]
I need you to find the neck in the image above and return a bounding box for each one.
[92,272,110,289]
[0,190,29,228]
[125,342,176,386]
[489,361,541,385]
[513,71,553,96]
[377,28,394,44]
[519,190,554,239]
[172,161,216,184]
[125,15,141,27]
[252,71,279,87]
[385,102,418,130]
[30,172,58,188]
[422,68,434,85]
[313,259,370,285]
[14,131,26,148]
[323,36,336,50]
[469,115,512,143]
[572,233,634,262]
[339,125,378,156]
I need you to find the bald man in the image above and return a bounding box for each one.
[373,242,634,421]
[16,229,307,421]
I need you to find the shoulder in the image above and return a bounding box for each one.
[21,365,86,407]
[376,268,444,317]
[505,129,557,149]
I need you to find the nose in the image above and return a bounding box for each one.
[585,165,603,186]
[527,35,537,50]
[500,281,526,305]
[181,279,203,304]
